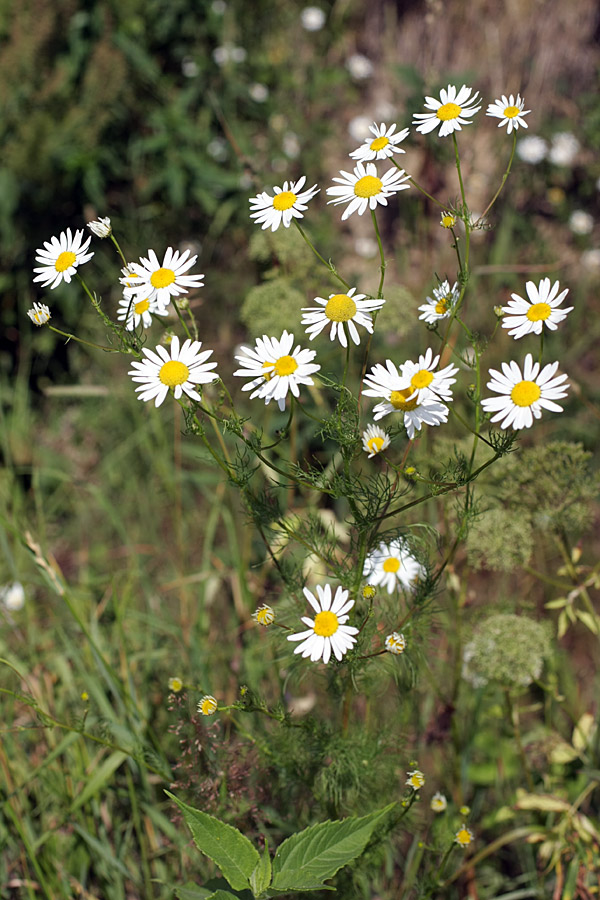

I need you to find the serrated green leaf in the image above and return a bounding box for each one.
[175,885,216,900]
[166,791,260,891]
[249,840,271,897]
[271,804,394,891]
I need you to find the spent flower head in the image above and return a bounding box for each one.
[27,303,51,326]
[406,770,425,790]
[385,632,407,655]
[253,604,275,626]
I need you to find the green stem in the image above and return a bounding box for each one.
[475,131,517,224]
[293,220,350,289]
[173,300,192,340]
[371,208,386,298]
[539,328,544,365]
[48,325,118,353]
[109,234,129,268]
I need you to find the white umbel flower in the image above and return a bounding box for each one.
[287,584,358,664]
[128,248,203,310]
[33,228,94,290]
[362,423,390,458]
[249,176,319,231]
[501,278,573,339]
[301,287,385,347]
[481,353,569,430]
[350,122,410,162]
[128,335,218,407]
[86,216,112,238]
[326,161,410,220]
[363,539,425,593]
[233,330,320,411]
[27,303,51,326]
[418,281,459,324]
[362,359,449,438]
[486,94,530,134]
[413,84,481,138]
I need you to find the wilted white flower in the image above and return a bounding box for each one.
[27,303,51,326]
[87,217,112,238]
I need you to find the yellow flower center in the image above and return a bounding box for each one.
[273,190,297,211]
[390,388,418,411]
[526,302,551,322]
[504,105,520,118]
[354,175,383,198]
[511,380,541,407]
[367,436,385,454]
[313,610,339,637]
[383,557,400,573]
[134,298,150,314]
[370,136,389,151]
[151,267,176,289]
[273,355,298,377]
[261,361,274,381]
[436,102,462,121]
[159,360,190,387]
[200,696,217,716]
[435,299,449,314]
[456,828,472,846]
[411,369,434,390]
[325,293,357,322]
[255,606,274,625]
[55,250,77,272]
[441,214,456,228]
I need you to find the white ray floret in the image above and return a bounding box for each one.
[362,423,391,458]
[287,584,359,664]
[87,216,112,238]
[481,353,569,430]
[33,229,94,290]
[249,176,320,231]
[363,539,425,593]
[413,84,481,138]
[326,161,410,220]
[501,278,572,339]
[233,330,320,411]
[349,122,410,162]
[400,348,458,402]
[128,335,218,407]
[486,94,530,134]
[301,287,385,347]
[128,248,204,310]
[117,294,169,331]
[418,280,459,324]
[362,359,449,438]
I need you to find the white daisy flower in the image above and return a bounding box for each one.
[117,294,169,331]
[431,792,447,813]
[33,228,94,290]
[363,539,425,594]
[440,211,457,228]
[406,770,426,790]
[362,360,449,438]
[127,248,204,310]
[413,84,481,138]
[233,330,320,411]
[455,825,474,848]
[128,335,218,407]
[362,423,391,458]
[27,303,51,326]
[301,287,385,347]
[385,631,406,654]
[501,278,573,339]
[486,94,530,134]
[326,161,410,220]
[481,353,569,430]
[287,584,359,664]
[349,122,410,162]
[253,604,275,626]
[418,281,459,324]
[198,695,218,716]
[249,176,319,232]
[400,348,459,403]
[86,216,112,238]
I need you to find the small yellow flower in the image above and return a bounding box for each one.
[81,691,89,702]
[406,770,425,790]
[198,695,218,716]
[455,824,474,847]
[430,792,447,812]
[168,677,183,693]
[459,805,470,817]
[253,604,275,626]
[440,211,457,228]
[362,584,376,601]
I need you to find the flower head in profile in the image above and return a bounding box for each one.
[128,335,218,407]
[253,604,275,626]
[287,584,358,664]
[128,248,204,310]
[455,825,474,848]
[406,770,425,790]
[362,359,451,438]
[198,695,218,716]
[385,632,406,655]
[168,677,183,693]
[349,122,410,162]
[486,94,530,134]
[249,176,319,232]
[418,281,459,324]
[413,84,481,137]
[233,331,320,411]
[87,216,112,238]
[362,423,391,458]
[363,539,425,594]
[501,278,572,339]
[27,303,51,326]
[117,294,169,331]
[302,287,385,347]
[430,792,447,813]
[326,161,410,220]
[481,353,569,430]
[33,228,94,290]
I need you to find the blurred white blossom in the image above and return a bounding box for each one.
[516,135,547,164]
[549,132,580,167]
[300,6,326,30]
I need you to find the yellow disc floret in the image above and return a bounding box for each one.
[55,250,77,272]
[367,436,385,454]
[354,175,383,198]
[511,380,541,407]
[273,355,298,377]
[272,191,297,211]
[313,610,339,637]
[503,105,520,118]
[159,360,190,387]
[526,302,551,322]
[151,267,176,288]
[436,102,462,121]
[411,369,434,390]
[370,136,389,151]
[383,557,400,573]
[390,388,419,411]
[325,293,358,322]
[198,695,218,716]
[135,298,150,314]
[435,299,449,314]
